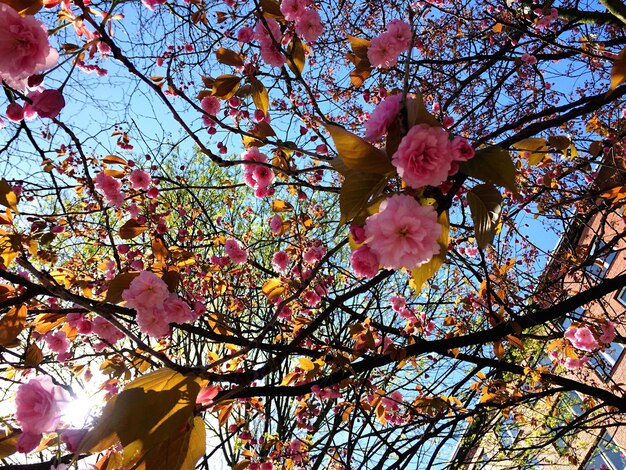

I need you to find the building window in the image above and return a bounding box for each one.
[584,431,626,469]
[617,286,626,307]
[585,239,616,279]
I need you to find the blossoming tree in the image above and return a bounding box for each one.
[0,0,626,468]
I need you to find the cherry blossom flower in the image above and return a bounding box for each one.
[280,0,309,21]
[367,33,401,69]
[392,124,455,189]
[122,271,170,310]
[381,390,403,411]
[270,215,283,235]
[386,19,412,51]
[272,251,290,272]
[31,89,65,119]
[237,26,254,43]
[129,169,152,191]
[364,94,402,142]
[364,195,442,270]
[350,245,379,278]
[224,238,248,264]
[600,320,616,344]
[0,5,58,88]
[15,376,70,452]
[91,317,125,344]
[6,103,24,123]
[44,331,70,354]
[94,171,125,207]
[564,326,599,352]
[295,9,324,43]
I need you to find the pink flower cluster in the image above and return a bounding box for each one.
[122,271,197,337]
[564,326,599,352]
[367,20,412,69]
[241,147,275,198]
[280,0,324,43]
[364,94,402,142]
[254,18,286,67]
[5,90,65,123]
[0,5,59,89]
[201,96,221,128]
[94,171,125,207]
[224,238,249,264]
[350,195,442,274]
[392,125,474,189]
[15,376,70,453]
[129,169,152,191]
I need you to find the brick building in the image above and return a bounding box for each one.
[451,155,626,469]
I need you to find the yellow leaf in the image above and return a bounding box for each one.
[459,146,518,195]
[119,219,146,240]
[0,305,27,347]
[24,343,43,367]
[512,137,549,166]
[611,46,626,90]
[325,124,394,174]
[0,233,21,267]
[339,172,387,225]
[215,47,244,67]
[286,36,306,75]
[137,416,206,470]
[0,429,18,459]
[212,74,241,100]
[405,94,441,128]
[250,79,269,114]
[102,155,127,165]
[0,179,19,214]
[260,0,283,18]
[494,341,505,359]
[347,35,371,60]
[78,368,202,466]
[466,184,503,249]
[271,199,293,212]
[298,357,315,371]
[262,278,285,301]
[410,211,449,292]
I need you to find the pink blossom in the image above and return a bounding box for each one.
[364,94,402,142]
[164,294,193,324]
[260,43,286,68]
[141,0,166,10]
[302,289,321,307]
[237,26,254,43]
[280,0,309,21]
[521,53,537,64]
[272,251,290,272]
[254,17,282,46]
[390,295,406,312]
[350,225,366,244]
[311,385,341,400]
[600,320,616,344]
[60,429,87,453]
[94,171,125,207]
[564,326,599,352]
[6,103,24,122]
[381,390,403,412]
[451,136,475,161]
[350,245,379,278]
[201,96,221,116]
[196,385,220,407]
[270,215,283,235]
[122,271,170,311]
[16,432,42,453]
[564,356,588,370]
[392,124,455,189]
[295,9,324,43]
[251,165,275,188]
[136,305,170,337]
[303,245,326,264]
[44,331,70,354]
[31,89,65,119]
[0,5,58,88]
[15,376,70,437]
[367,32,401,69]
[91,317,125,344]
[224,238,248,264]
[364,195,442,270]
[386,19,412,51]
[129,169,152,191]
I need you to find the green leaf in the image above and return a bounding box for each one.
[459,146,518,195]
[466,184,503,249]
[325,124,394,174]
[78,368,202,466]
[410,211,449,292]
[0,179,19,214]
